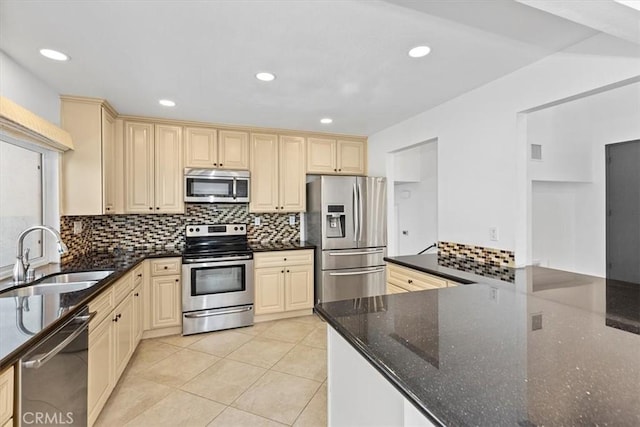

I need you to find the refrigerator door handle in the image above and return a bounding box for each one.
[357,180,364,243]
[329,268,385,276]
[328,249,384,256]
[352,182,359,242]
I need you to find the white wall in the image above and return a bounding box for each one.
[367,33,640,265]
[394,142,438,255]
[530,82,640,277]
[0,50,60,125]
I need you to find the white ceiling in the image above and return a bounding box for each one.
[0,0,610,136]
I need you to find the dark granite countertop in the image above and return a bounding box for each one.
[0,248,181,370]
[316,265,640,426]
[249,241,315,252]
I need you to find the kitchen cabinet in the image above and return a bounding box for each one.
[87,311,114,427]
[132,265,144,346]
[124,122,184,213]
[184,128,250,169]
[386,263,458,294]
[113,295,134,379]
[254,250,314,321]
[0,366,13,426]
[149,258,182,330]
[61,96,123,215]
[307,137,366,175]
[250,133,305,212]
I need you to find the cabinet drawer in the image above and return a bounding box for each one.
[89,287,115,330]
[133,263,144,286]
[387,264,447,292]
[150,258,181,276]
[254,250,313,268]
[386,283,409,294]
[0,366,14,426]
[113,272,133,305]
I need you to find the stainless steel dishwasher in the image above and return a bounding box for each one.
[19,307,94,426]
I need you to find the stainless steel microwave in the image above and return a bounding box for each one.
[184,169,250,203]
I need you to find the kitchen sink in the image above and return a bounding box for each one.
[37,270,114,284]
[0,281,100,298]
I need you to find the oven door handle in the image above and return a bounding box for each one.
[22,311,96,370]
[184,306,253,319]
[184,255,253,265]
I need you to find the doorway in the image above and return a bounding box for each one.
[605,139,640,284]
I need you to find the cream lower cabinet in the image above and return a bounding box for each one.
[0,366,14,427]
[250,133,305,213]
[386,263,458,294]
[149,258,182,330]
[113,295,134,379]
[87,311,114,426]
[307,137,366,175]
[125,122,184,214]
[254,250,314,321]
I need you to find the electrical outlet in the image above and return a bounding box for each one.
[531,313,543,331]
[254,217,261,226]
[402,230,409,236]
[489,227,499,241]
[289,215,296,226]
[489,287,499,302]
[73,221,83,235]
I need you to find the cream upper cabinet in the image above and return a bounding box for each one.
[250,133,279,212]
[154,125,184,213]
[125,122,184,214]
[337,140,366,175]
[250,133,305,213]
[184,127,249,169]
[279,135,306,212]
[307,137,336,173]
[61,97,123,215]
[125,121,155,213]
[219,130,249,169]
[184,127,217,167]
[307,137,366,175]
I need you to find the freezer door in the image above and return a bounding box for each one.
[319,266,386,303]
[321,176,358,250]
[357,176,387,248]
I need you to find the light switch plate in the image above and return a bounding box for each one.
[289,215,296,226]
[73,221,83,235]
[254,217,261,226]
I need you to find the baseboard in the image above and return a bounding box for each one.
[254,309,313,323]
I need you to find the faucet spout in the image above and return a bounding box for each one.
[13,225,69,284]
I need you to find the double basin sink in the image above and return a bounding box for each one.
[0,270,114,298]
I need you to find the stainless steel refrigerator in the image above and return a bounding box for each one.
[306,175,387,303]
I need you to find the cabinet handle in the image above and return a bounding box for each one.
[275,206,279,210]
[113,317,118,322]
[283,258,287,261]
[134,292,139,297]
[408,279,413,284]
[106,207,111,211]
[338,169,341,172]
[156,207,160,210]
[117,313,122,319]
[280,206,284,209]
[220,163,223,166]
[137,274,142,277]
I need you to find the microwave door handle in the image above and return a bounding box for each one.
[232,177,237,200]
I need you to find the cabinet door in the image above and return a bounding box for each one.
[255,267,285,315]
[132,283,143,346]
[184,127,217,168]
[250,133,279,212]
[279,136,306,212]
[125,122,155,213]
[307,137,336,173]
[219,130,249,170]
[102,108,117,214]
[151,275,182,329]
[114,296,134,379]
[284,264,314,311]
[155,125,184,213]
[337,140,366,175]
[0,367,13,426]
[88,317,114,426]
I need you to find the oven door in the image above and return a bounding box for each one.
[182,258,254,312]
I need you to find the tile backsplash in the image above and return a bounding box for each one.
[61,204,299,257]
[438,241,515,267]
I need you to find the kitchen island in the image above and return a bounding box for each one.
[316,255,640,426]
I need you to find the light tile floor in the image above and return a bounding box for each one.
[96,315,327,427]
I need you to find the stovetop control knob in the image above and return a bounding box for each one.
[234,226,238,231]
[240,226,244,231]
[195,227,200,232]
[189,228,194,232]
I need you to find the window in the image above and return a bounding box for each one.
[0,138,58,277]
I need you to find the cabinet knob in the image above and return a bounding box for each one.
[137,274,142,277]
[213,163,217,166]
[280,206,284,209]
[275,206,279,210]
[408,279,413,284]
[283,258,287,261]
[134,292,139,297]
[164,266,168,269]
[281,270,284,273]
[220,163,223,166]
[156,207,160,210]
[113,317,118,322]
[117,313,122,319]
[287,269,290,273]
[106,207,111,211]
[338,169,341,172]
[149,207,153,210]
[175,278,179,282]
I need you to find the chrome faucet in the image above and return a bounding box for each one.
[13,225,69,284]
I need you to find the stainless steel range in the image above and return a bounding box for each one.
[182,224,254,335]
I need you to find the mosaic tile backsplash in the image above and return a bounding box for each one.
[438,241,515,267]
[61,204,300,258]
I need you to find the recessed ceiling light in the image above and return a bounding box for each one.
[159,99,176,107]
[320,118,333,124]
[256,72,276,82]
[39,48,70,61]
[408,46,431,58]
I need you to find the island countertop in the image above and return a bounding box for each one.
[316,260,640,426]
